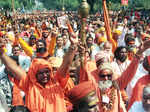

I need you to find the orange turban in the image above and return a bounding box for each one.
[68,81,95,103]
[113,29,122,36]
[98,36,107,44]
[28,58,53,84]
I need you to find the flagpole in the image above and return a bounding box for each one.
[78,0,90,67]
[12,0,14,16]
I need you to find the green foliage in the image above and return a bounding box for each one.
[1,0,150,12]
[0,0,35,11]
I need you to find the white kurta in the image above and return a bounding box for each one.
[129,101,146,112]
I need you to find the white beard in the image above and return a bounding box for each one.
[98,80,113,91]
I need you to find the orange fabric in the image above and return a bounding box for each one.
[103,0,117,53]
[0,31,3,37]
[64,78,75,112]
[79,66,89,83]
[121,90,128,102]
[86,60,97,72]
[48,35,57,56]
[98,36,107,44]
[15,58,69,112]
[12,84,24,106]
[79,60,97,83]
[34,26,41,39]
[67,22,74,34]
[68,81,95,103]
[90,57,139,112]
[127,75,150,111]
[147,56,150,65]
[116,58,139,90]
[8,76,24,106]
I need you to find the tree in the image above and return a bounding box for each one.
[87,0,96,13]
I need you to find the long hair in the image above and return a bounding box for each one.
[114,46,127,59]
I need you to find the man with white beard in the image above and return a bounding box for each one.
[88,40,150,112]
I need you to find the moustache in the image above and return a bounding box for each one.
[98,80,113,91]
[36,47,46,53]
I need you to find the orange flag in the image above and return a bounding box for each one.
[34,26,41,39]
[67,21,76,38]
[103,0,117,52]
[67,22,74,34]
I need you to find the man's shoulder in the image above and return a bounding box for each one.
[136,75,150,85]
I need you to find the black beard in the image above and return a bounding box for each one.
[117,56,127,63]
[36,47,46,53]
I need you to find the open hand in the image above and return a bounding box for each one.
[69,33,78,45]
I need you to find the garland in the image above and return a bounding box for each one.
[100,86,116,112]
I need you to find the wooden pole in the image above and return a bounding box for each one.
[12,0,15,16]
[78,0,90,68]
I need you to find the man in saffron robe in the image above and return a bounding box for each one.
[0,35,78,112]
[89,40,150,112]
[68,81,99,112]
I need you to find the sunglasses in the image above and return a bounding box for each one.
[99,74,112,79]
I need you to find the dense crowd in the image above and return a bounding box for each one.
[0,5,150,112]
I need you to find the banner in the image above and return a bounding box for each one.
[121,0,128,6]
[57,15,68,29]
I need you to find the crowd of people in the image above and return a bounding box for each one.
[0,5,150,112]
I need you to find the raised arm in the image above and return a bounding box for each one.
[0,42,27,80]
[57,33,78,77]
[48,30,57,56]
[18,37,34,57]
[117,40,150,90]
